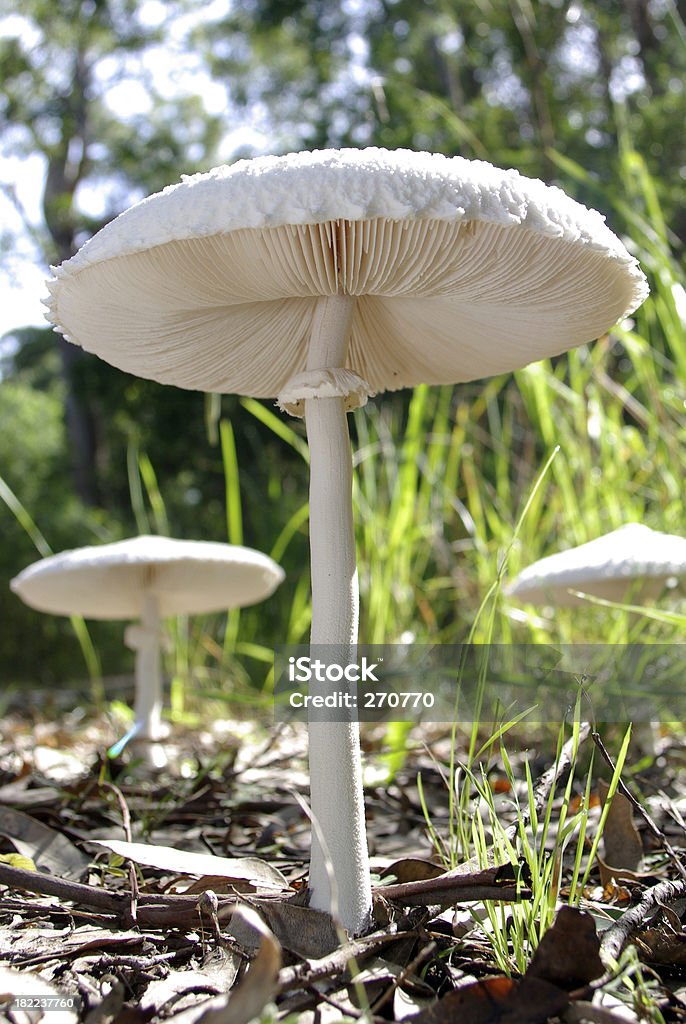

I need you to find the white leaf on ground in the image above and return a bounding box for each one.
[89,839,288,891]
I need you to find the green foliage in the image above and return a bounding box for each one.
[0,380,66,505]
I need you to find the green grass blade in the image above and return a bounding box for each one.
[220,419,243,546]
[240,397,310,463]
[0,475,52,558]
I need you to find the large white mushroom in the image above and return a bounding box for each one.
[44,147,647,933]
[11,536,285,764]
[507,523,686,608]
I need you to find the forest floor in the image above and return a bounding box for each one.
[1,698,686,1023]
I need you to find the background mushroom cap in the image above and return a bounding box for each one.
[10,536,285,619]
[45,148,648,397]
[506,523,686,607]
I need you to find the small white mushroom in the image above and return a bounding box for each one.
[43,148,648,933]
[507,523,686,608]
[507,523,686,754]
[10,536,285,764]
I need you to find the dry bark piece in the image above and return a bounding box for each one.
[45,147,648,934]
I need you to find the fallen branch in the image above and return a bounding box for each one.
[505,721,592,843]
[0,862,239,929]
[277,927,414,992]
[372,865,530,907]
[0,849,530,930]
[0,858,526,933]
[600,878,686,966]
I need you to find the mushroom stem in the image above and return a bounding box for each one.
[306,295,358,643]
[304,294,372,934]
[132,592,163,741]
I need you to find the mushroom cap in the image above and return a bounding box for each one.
[10,536,285,619]
[506,523,686,608]
[45,148,648,396]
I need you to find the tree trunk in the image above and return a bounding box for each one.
[55,335,101,506]
[43,41,102,507]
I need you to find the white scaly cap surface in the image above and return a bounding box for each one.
[507,523,686,607]
[11,535,285,619]
[45,147,648,396]
[50,149,640,261]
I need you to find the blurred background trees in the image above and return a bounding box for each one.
[1,0,685,686]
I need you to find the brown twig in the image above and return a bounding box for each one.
[276,928,415,993]
[304,986,365,1019]
[0,861,239,928]
[505,721,592,843]
[599,878,686,966]
[100,780,139,924]
[372,866,530,907]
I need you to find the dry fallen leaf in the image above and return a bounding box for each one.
[378,857,446,884]
[194,905,281,1024]
[0,853,36,871]
[636,922,686,967]
[229,898,342,958]
[140,948,242,1016]
[3,924,148,962]
[597,783,644,885]
[406,975,569,1024]
[0,805,90,879]
[527,905,604,990]
[0,965,79,1023]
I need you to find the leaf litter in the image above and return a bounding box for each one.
[1,708,686,1022]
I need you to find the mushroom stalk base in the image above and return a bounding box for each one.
[303,294,372,935]
[132,593,163,741]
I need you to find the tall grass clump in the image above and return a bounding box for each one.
[416,711,632,976]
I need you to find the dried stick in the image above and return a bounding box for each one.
[0,861,235,928]
[277,928,414,992]
[505,721,592,842]
[600,878,686,966]
[372,866,530,907]
[100,780,139,924]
